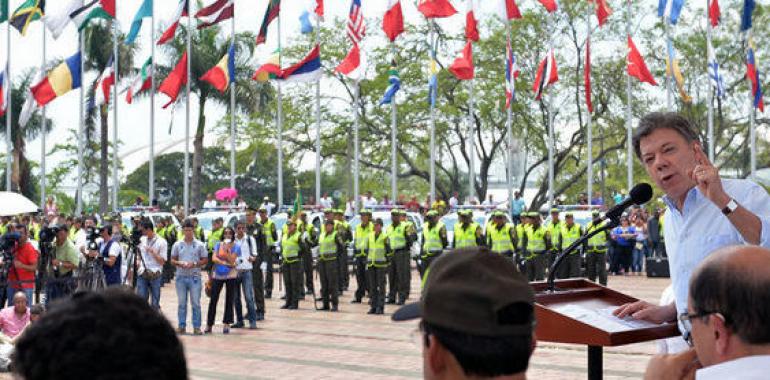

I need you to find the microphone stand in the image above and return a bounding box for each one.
[546,217,620,292]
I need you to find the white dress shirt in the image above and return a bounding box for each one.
[696,355,770,380]
[139,236,168,273]
[235,235,256,271]
[664,179,770,325]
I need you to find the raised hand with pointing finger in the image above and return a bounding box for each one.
[687,145,730,209]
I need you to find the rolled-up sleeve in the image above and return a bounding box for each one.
[738,183,770,248]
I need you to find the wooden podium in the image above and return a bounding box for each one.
[531,279,680,380]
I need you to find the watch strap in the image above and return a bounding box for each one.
[722,199,738,215]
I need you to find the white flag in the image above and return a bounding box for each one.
[20,70,45,128]
[43,0,84,40]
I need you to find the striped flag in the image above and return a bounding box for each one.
[125,57,153,104]
[347,0,365,44]
[0,69,8,117]
[125,0,152,45]
[10,0,45,36]
[707,40,725,99]
[196,0,233,30]
[70,0,114,31]
[746,39,764,112]
[256,0,279,45]
[533,48,558,100]
[158,0,189,45]
[505,39,519,108]
[94,55,115,106]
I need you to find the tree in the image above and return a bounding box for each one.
[0,69,53,199]
[157,24,271,208]
[83,21,138,213]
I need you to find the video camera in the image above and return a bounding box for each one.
[38,225,59,245]
[85,226,99,252]
[0,232,20,254]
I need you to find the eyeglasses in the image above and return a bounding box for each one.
[679,311,724,347]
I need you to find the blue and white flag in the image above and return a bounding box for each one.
[658,0,685,24]
[707,40,725,99]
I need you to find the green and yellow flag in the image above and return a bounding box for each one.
[10,0,45,36]
[0,0,10,23]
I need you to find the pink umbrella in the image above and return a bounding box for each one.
[215,188,239,202]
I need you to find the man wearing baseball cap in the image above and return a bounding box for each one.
[393,247,537,379]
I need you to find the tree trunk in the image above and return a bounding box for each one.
[191,94,207,209]
[99,104,109,213]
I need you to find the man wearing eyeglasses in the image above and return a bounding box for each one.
[644,245,770,379]
[614,113,770,351]
[392,247,537,379]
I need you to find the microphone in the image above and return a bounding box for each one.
[593,183,653,224]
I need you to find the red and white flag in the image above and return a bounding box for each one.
[505,39,520,108]
[196,0,234,30]
[627,35,658,86]
[95,55,116,106]
[158,0,189,45]
[347,0,365,44]
[465,0,479,42]
[498,0,521,20]
[336,43,366,81]
[382,0,404,42]
[538,0,558,13]
[533,49,558,100]
[315,0,324,19]
[417,0,457,19]
[449,41,474,80]
[592,0,611,27]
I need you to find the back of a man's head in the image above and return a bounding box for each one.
[13,288,187,380]
[689,245,770,365]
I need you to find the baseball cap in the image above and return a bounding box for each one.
[392,248,535,337]
[426,210,438,217]
[360,209,372,215]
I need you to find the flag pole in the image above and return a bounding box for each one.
[625,0,633,194]
[76,32,84,213]
[390,43,398,204]
[276,11,284,207]
[4,9,10,192]
[40,26,47,207]
[546,16,554,209]
[705,0,714,162]
[665,21,673,111]
[428,22,436,204]
[314,13,322,206]
[467,66,475,205]
[353,81,360,212]
[229,6,236,192]
[586,1,593,207]
[184,0,192,215]
[149,0,156,205]
[112,18,120,211]
[505,21,514,217]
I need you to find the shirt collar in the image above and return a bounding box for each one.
[663,186,700,213]
[696,355,770,380]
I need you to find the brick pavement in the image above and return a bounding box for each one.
[1,271,673,379]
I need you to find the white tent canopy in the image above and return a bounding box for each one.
[0,192,40,217]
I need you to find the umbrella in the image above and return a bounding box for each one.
[0,192,40,216]
[215,188,238,202]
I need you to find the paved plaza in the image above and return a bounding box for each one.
[1,271,671,379]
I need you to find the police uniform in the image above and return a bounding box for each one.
[334,210,352,292]
[365,226,390,315]
[296,214,317,296]
[386,210,415,305]
[452,210,484,249]
[318,222,344,311]
[557,217,584,279]
[420,211,447,277]
[585,216,610,285]
[245,216,267,319]
[352,211,373,303]
[486,212,517,259]
[546,210,563,272]
[258,210,278,298]
[280,225,303,309]
[522,216,551,281]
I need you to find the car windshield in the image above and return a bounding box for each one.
[196,216,214,231]
[271,213,288,231]
[348,215,393,232]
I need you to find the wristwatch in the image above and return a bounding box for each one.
[722,199,739,216]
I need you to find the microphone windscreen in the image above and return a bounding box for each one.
[630,183,653,205]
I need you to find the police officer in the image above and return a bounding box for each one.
[386,210,416,305]
[317,219,344,311]
[280,220,303,309]
[420,210,447,277]
[521,213,551,281]
[296,210,317,297]
[207,218,224,270]
[585,211,610,285]
[334,209,352,292]
[352,209,373,303]
[365,218,390,315]
[258,207,278,299]
[515,213,532,259]
[191,217,206,242]
[452,209,484,248]
[557,213,584,279]
[546,208,563,272]
[486,211,517,259]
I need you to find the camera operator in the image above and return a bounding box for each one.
[76,216,98,262]
[99,225,123,287]
[136,219,167,311]
[5,224,38,306]
[47,226,79,304]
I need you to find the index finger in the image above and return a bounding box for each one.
[693,145,712,167]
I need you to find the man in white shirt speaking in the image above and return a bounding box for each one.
[615,112,770,350]
[644,245,770,380]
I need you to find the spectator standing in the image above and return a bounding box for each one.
[232,222,258,329]
[48,227,79,304]
[260,196,276,216]
[6,224,38,305]
[202,194,217,209]
[99,225,123,287]
[206,227,239,334]
[632,216,648,275]
[610,217,635,275]
[137,220,168,311]
[404,196,420,212]
[344,196,355,219]
[363,191,378,209]
[591,191,604,207]
[319,192,334,209]
[170,220,208,335]
[511,191,526,225]
[448,192,459,211]
[43,196,58,219]
[482,194,496,210]
[380,195,392,207]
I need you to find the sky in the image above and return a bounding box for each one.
[0,0,761,194]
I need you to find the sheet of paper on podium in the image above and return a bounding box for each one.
[552,304,661,333]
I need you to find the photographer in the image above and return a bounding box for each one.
[136,219,167,311]
[100,225,123,287]
[47,226,79,304]
[5,224,38,305]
